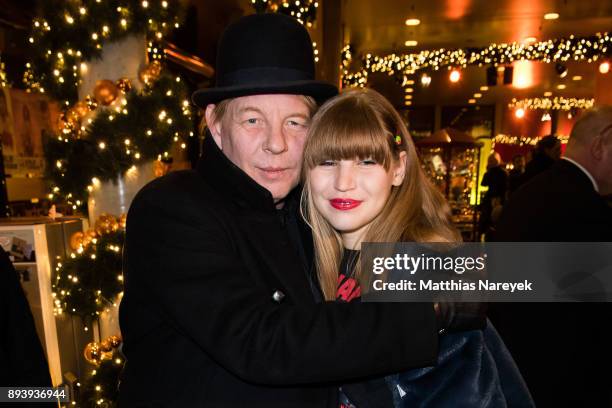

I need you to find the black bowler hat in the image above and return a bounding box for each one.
[192,13,338,107]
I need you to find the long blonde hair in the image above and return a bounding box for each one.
[301,88,460,300]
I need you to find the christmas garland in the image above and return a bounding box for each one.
[53,214,125,320]
[45,73,192,208]
[342,32,612,89]
[251,0,318,27]
[24,0,184,104]
[77,336,124,408]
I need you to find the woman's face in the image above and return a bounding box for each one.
[308,152,406,248]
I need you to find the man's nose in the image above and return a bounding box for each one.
[334,163,356,191]
[263,123,288,154]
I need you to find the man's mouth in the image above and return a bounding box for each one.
[329,198,363,210]
[258,167,289,179]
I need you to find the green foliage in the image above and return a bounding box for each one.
[53,229,124,320]
[44,74,192,207]
[25,0,183,104]
[75,349,124,408]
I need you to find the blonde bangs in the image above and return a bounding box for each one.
[303,95,396,171]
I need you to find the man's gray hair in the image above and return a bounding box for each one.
[568,105,612,148]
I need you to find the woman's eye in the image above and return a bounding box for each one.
[318,160,336,166]
[246,118,258,124]
[360,159,377,165]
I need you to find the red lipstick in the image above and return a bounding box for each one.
[330,198,362,210]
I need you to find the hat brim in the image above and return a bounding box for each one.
[192,80,338,108]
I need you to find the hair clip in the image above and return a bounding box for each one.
[394,135,402,145]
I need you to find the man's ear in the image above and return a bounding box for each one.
[590,134,604,161]
[392,151,408,186]
[204,104,223,148]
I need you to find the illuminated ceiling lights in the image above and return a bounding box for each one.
[555,63,568,78]
[405,18,420,26]
[515,108,525,119]
[544,12,559,20]
[600,61,610,74]
[421,73,432,86]
[557,84,567,90]
[405,40,418,47]
[449,69,461,83]
[572,75,582,81]
[513,60,533,88]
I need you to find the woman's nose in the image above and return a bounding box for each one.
[334,163,356,191]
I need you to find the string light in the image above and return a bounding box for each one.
[509,96,594,111]
[342,32,612,90]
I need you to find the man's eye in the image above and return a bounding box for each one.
[288,120,306,127]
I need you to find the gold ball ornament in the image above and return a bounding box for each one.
[138,60,162,84]
[93,79,120,106]
[108,335,122,348]
[116,77,132,93]
[65,108,82,127]
[84,342,102,365]
[94,213,116,235]
[69,231,84,250]
[119,214,127,230]
[85,95,98,111]
[82,229,97,247]
[73,101,90,118]
[100,339,113,352]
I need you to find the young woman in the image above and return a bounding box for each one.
[301,88,534,407]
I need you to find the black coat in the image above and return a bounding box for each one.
[118,135,438,408]
[0,247,52,389]
[494,159,612,241]
[490,159,612,407]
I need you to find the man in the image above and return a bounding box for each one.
[507,154,525,195]
[491,106,612,407]
[118,13,483,407]
[479,152,507,239]
[520,134,561,185]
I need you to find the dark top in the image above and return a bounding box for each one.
[520,152,555,186]
[481,166,508,202]
[491,159,612,407]
[507,169,523,195]
[0,247,51,387]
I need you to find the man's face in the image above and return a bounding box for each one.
[594,124,612,195]
[206,94,312,204]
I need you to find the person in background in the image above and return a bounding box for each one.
[507,153,525,195]
[479,152,507,239]
[0,246,52,388]
[520,135,561,185]
[491,106,612,407]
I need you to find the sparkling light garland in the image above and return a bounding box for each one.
[342,32,612,89]
[508,97,595,111]
[493,133,569,146]
[251,0,319,27]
